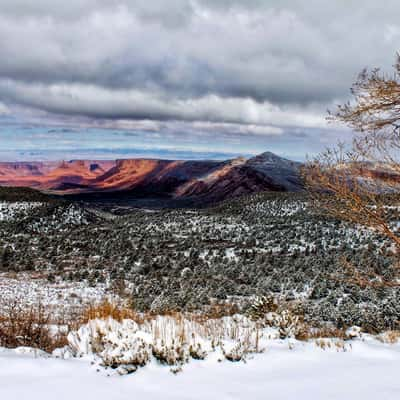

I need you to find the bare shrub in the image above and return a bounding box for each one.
[248,296,305,339]
[248,295,278,321]
[304,54,400,286]
[0,300,67,352]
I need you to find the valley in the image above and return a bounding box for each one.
[1,190,399,332]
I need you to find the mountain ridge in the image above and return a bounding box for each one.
[0,152,304,204]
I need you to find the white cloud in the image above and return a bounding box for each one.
[0,0,398,141]
[0,80,327,129]
[191,122,283,136]
[0,102,10,115]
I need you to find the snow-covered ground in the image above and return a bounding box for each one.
[1,338,399,400]
[0,273,111,316]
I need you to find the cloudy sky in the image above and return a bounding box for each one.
[0,0,399,161]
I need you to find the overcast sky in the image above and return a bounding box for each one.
[0,0,399,161]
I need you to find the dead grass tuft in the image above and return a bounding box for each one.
[296,326,348,341]
[314,338,348,352]
[377,330,400,344]
[80,300,143,324]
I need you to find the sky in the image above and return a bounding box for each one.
[0,0,399,161]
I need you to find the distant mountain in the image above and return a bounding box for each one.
[245,152,302,191]
[90,159,222,194]
[0,152,304,204]
[0,160,115,189]
[334,162,400,194]
[174,153,303,203]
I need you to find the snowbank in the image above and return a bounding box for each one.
[1,338,400,400]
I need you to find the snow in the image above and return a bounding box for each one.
[64,315,280,368]
[1,314,399,399]
[0,273,111,317]
[1,339,400,400]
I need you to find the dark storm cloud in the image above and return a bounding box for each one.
[0,0,399,130]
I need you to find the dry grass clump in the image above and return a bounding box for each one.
[0,300,67,352]
[80,299,241,328]
[201,302,241,319]
[80,300,142,324]
[314,338,349,352]
[377,330,400,344]
[295,326,348,341]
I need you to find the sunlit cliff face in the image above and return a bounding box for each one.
[0,160,116,190]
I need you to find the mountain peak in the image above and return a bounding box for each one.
[245,151,303,192]
[249,151,298,165]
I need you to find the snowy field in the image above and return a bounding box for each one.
[0,273,110,316]
[1,339,399,400]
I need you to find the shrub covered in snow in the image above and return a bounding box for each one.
[66,314,275,373]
